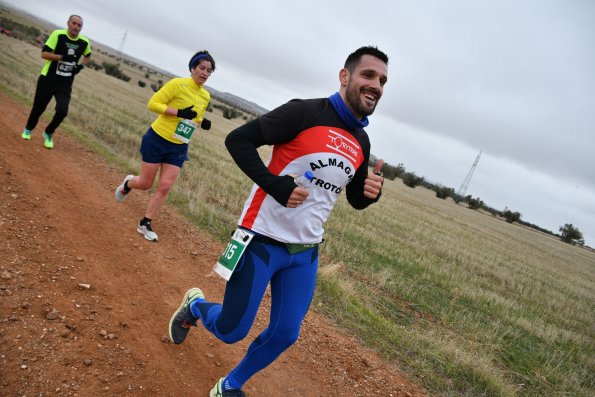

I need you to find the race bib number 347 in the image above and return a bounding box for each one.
[214,229,254,281]
[173,119,197,143]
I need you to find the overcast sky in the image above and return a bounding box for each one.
[4,0,595,247]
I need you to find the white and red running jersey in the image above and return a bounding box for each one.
[236,98,376,244]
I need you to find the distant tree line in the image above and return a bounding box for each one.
[212,103,244,120]
[150,79,163,92]
[101,62,131,82]
[211,95,261,118]
[502,207,522,223]
[86,60,102,71]
[0,16,42,44]
[54,58,132,85]
[435,186,454,199]
[368,157,588,247]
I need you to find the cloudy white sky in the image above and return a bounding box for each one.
[4,0,595,247]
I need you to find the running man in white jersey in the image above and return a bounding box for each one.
[169,46,388,397]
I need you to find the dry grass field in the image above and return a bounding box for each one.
[1,11,594,396]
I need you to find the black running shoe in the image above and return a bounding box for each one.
[168,288,204,344]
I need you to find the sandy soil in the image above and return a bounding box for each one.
[0,91,430,397]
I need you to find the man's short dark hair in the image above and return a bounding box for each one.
[68,15,83,23]
[344,46,389,72]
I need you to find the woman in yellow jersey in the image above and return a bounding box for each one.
[114,50,215,241]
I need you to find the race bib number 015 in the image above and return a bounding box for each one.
[214,228,254,281]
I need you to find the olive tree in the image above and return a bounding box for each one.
[559,223,584,245]
[503,207,522,223]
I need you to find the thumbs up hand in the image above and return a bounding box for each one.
[364,159,384,199]
[373,159,384,176]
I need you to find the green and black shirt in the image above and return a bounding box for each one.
[40,29,92,82]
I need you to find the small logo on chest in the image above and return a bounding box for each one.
[327,129,359,162]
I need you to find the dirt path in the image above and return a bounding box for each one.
[0,91,429,397]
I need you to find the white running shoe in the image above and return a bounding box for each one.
[137,223,158,241]
[115,175,134,202]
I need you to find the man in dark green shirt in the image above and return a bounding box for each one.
[21,14,92,149]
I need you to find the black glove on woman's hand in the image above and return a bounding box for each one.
[73,64,85,75]
[201,118,211,130]
[177,105,197,120]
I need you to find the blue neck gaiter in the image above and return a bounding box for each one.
[328,92,369,130]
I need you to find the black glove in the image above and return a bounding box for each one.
[201,118,211,130]
[62,54,77,63]
[177,105,197,120]
[73,64,85,75]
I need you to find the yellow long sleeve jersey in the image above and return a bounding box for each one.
[147,77,210,143]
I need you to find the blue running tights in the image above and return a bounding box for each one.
[192,240,318,389]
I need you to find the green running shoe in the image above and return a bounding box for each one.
[210,378,246,397]
[43,132,54,149]
[21,129,31,140]
[168,288,204,344]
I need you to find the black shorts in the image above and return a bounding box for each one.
[139,127,189,167]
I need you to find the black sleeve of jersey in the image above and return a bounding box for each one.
[225,119,297,207]
[345,138,382,209]
[42,45,54,53]
[260,99,308,144]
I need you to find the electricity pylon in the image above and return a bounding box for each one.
[457,150,482,197]
[118,30,127,59]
